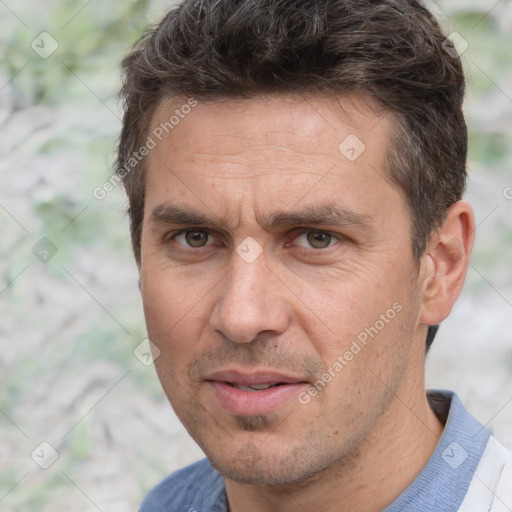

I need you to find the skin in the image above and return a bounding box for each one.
[139,94,475,512]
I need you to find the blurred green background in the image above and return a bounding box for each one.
[0,1,511,510]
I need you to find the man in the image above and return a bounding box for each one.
[116,0,512,510]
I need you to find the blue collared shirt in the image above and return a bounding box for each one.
[140,390,491,512]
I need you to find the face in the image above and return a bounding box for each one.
[140,94,425,485]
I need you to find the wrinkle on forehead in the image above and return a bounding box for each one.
[144,93,396,235]
[150,93,390,155]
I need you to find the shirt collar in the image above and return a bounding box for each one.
[383,389,490,512]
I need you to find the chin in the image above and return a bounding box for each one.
[211,457,308,485]
[200,435,335,486]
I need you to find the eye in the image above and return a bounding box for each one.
[294,231,339,249]
[173,230,213,248]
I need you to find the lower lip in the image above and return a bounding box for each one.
[207,381,308,416]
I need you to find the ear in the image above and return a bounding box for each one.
[418,201,475,326]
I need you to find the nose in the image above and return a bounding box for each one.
[209,249,290,344]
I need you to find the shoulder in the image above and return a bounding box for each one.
[139,458,226,512]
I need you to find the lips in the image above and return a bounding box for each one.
[204,370,309,416]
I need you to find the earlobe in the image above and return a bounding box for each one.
[419,201,475,326]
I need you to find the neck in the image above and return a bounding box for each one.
[225,372,444,512]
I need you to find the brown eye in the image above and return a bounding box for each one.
[306,232,332,249]
[185,230,209,247]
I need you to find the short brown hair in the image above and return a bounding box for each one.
[117,0,467,266]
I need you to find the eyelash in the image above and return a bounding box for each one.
[165,229,343,253]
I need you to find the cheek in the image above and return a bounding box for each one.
[140,264,212,357]
[298,274,413,391]
[291,273,389,347]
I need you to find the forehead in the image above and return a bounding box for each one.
[148,93,390,159]
[144,93,402,227]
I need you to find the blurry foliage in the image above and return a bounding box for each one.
[0,0,159,259]
[469,131,510,169]
[449,11,512,170]
[446,7,512,281]
[1,0,153,105]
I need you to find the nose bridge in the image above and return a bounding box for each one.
[211,248,287,343]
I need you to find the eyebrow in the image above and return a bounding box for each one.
[149,203,373,231]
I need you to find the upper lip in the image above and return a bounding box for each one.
[204,369,309,386]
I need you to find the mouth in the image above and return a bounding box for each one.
[204,370,310,416]
[227,382,285,391]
